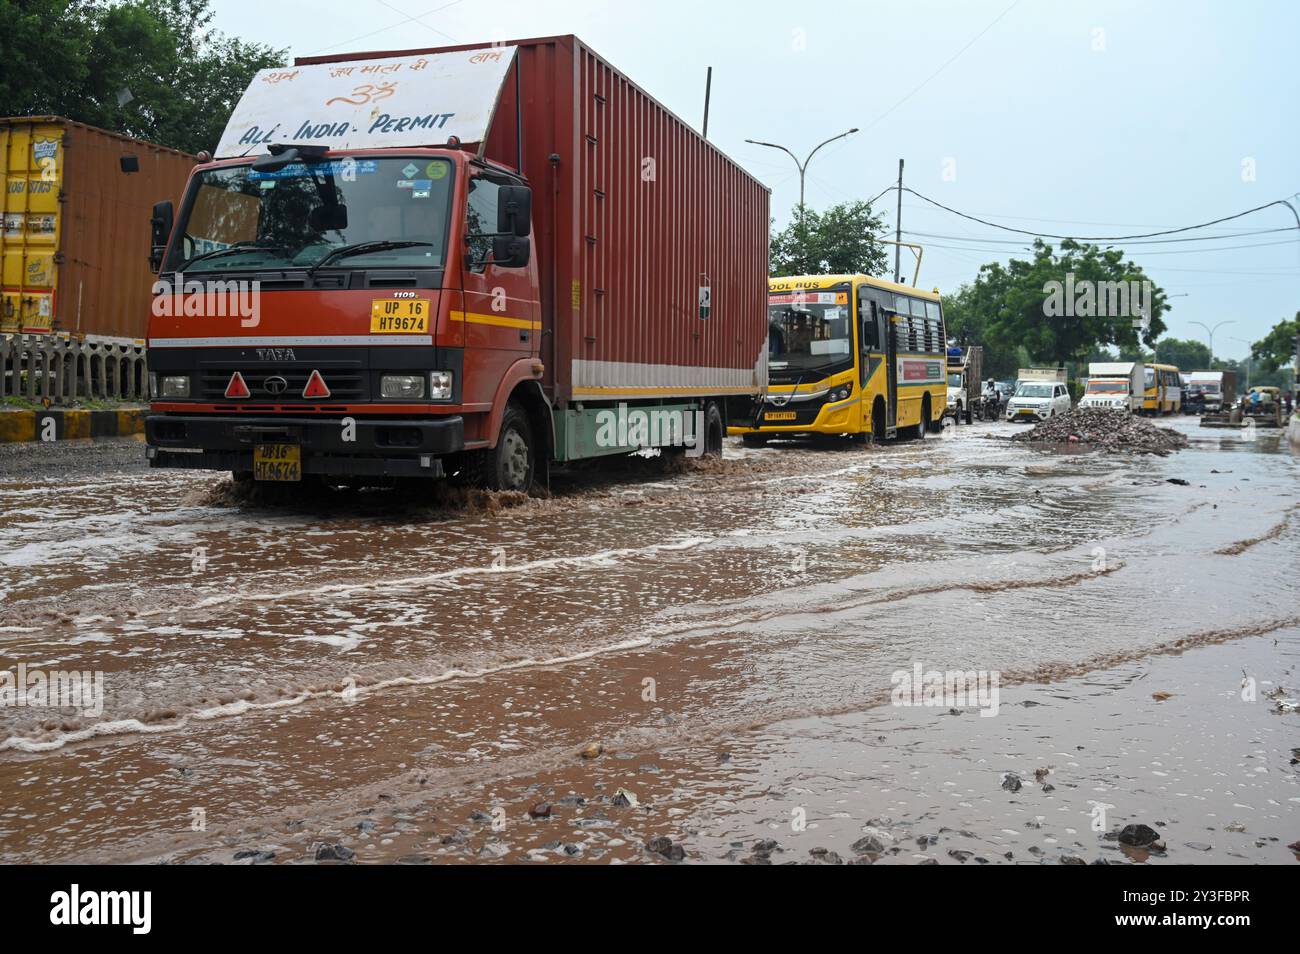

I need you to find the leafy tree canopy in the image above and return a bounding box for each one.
[940,239,1168,369]
[1249,312,1299,373]
[0,0,286,154]
[770,201,889,278]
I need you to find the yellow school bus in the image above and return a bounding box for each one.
[1143,363,1182,415]
[730,274,947,443]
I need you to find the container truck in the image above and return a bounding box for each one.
[1,117,194,340]
[144,36,769,491]
[1078,361,1144,412]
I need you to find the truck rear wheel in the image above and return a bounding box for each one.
[486,402,536,492]
[702,402,724,457]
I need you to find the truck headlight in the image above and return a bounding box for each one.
[429,371,453,400]
[380,374,426,399]
[160,375,190,398]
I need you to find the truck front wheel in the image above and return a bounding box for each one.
[487,402,536,492]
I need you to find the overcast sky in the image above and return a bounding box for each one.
[211,0,1299,359]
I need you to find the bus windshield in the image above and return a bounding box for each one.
[164,156,453,273]
[767,291,854,373]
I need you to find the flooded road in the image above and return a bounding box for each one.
[0,418,1296,864]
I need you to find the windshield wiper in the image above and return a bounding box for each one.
[180,243,285,270]
[306,241,433,275]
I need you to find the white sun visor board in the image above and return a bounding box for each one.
[214,47,518,159]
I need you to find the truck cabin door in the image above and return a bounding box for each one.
[458,170,540,410]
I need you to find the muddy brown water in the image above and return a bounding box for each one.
[0,419,1296,864]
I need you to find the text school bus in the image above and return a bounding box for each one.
[730,274,947,445]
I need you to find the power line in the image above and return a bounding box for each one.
[859,1,1021,135]
[902,226,1298,247]
[304,0,466,55]
[900,186,1300,241]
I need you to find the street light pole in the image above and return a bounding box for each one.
[1229,337,1253,389]
[1188,319,1235,368]
[745,128,859,215]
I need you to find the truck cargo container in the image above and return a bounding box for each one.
[145,35,769,491]
[1,117,194,340]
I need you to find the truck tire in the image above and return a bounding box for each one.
[486,401,536,492]
[964,400,973,425]
[702,401,724,457]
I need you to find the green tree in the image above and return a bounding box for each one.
[0,1,285,154]
[1152,336,1211,370]
[941,239,1168,368]
[1249,312,1299,372]
[770,201,889,278]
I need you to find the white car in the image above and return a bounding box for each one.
[1006,382,1071,422]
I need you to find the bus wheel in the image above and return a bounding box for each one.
[741,433,769,448]
[702,402,724,457]
[871,399,887,445]
[915,396,931,440]
[486,401,536,492]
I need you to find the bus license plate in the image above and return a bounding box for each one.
[765,411,797,421]
[253,443,301,482]
[370,298,429,333]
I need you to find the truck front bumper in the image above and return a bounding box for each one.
[146,413,464,478]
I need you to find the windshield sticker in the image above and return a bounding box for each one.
[426,162,449,179]
[396,179,414,189]
[247,159,378,180]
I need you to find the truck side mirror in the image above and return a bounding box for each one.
[497,185,532,237]
[150,200,174,273]
[492,235,530,268]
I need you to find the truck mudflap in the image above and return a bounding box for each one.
[145,414,464,478]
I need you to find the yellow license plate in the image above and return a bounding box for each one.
[765,411,797,421]
[370,298,429,333]
[253,443,301,482]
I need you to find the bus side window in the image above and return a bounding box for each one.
[857,294,877,351]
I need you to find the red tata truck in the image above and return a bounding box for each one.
[145,35,769,491]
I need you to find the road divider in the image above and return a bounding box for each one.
[0,408,145,444]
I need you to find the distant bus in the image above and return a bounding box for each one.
[729,274,946,444]
[1143,363,1182,415]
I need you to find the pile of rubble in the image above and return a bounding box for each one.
[1011,407,1189,455]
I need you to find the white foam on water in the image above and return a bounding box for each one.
[0,635,654,754]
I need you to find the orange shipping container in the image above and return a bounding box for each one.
[1,117,194,340]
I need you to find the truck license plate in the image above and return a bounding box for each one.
[370,299,429,333]
[253,443,301,482]
[765,411,797,421]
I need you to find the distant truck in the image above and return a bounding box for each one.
[945,345,982,424]
[1,116,194,340]
[1078,361,1144,412]
[1187,370,1237,413]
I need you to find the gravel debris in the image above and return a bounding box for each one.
[1010,408,1189,455]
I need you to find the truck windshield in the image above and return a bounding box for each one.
[947,373,963,387]
[1086,380,1129,393]
[165,157,453,273]
[767,292,853,373]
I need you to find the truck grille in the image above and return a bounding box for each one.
[198,364,366,402]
